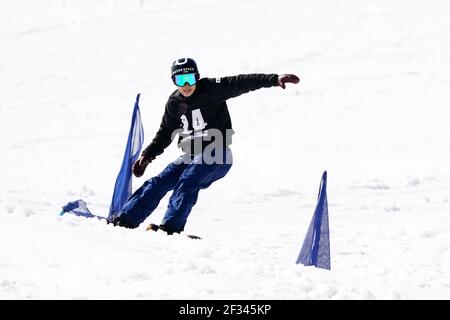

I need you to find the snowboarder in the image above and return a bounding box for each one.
[110,58,299,235]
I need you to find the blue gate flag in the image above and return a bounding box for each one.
[296,171,331,270]
[60,199,108,220]
[108,93,144,219]
[60,199,97,219]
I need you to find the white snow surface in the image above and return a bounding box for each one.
[1,0,450,299]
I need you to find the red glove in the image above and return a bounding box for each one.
[277,74,300,89]
[132,156,151,177]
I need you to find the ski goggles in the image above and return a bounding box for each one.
[173,73,197,87]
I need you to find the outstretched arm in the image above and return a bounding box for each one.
[207,73,299,101]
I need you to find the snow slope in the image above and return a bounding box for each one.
[1,0,450,299]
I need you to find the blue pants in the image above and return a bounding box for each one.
[114,149,232,234]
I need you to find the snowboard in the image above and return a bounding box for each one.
[146,223,202,240]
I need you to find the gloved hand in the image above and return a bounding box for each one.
[132,156,151,177]
[277,74,300,89]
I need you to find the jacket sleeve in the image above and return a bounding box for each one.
[141,101,179,161]
[207,74,279,102]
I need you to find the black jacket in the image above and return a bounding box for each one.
[141,73,279,160]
